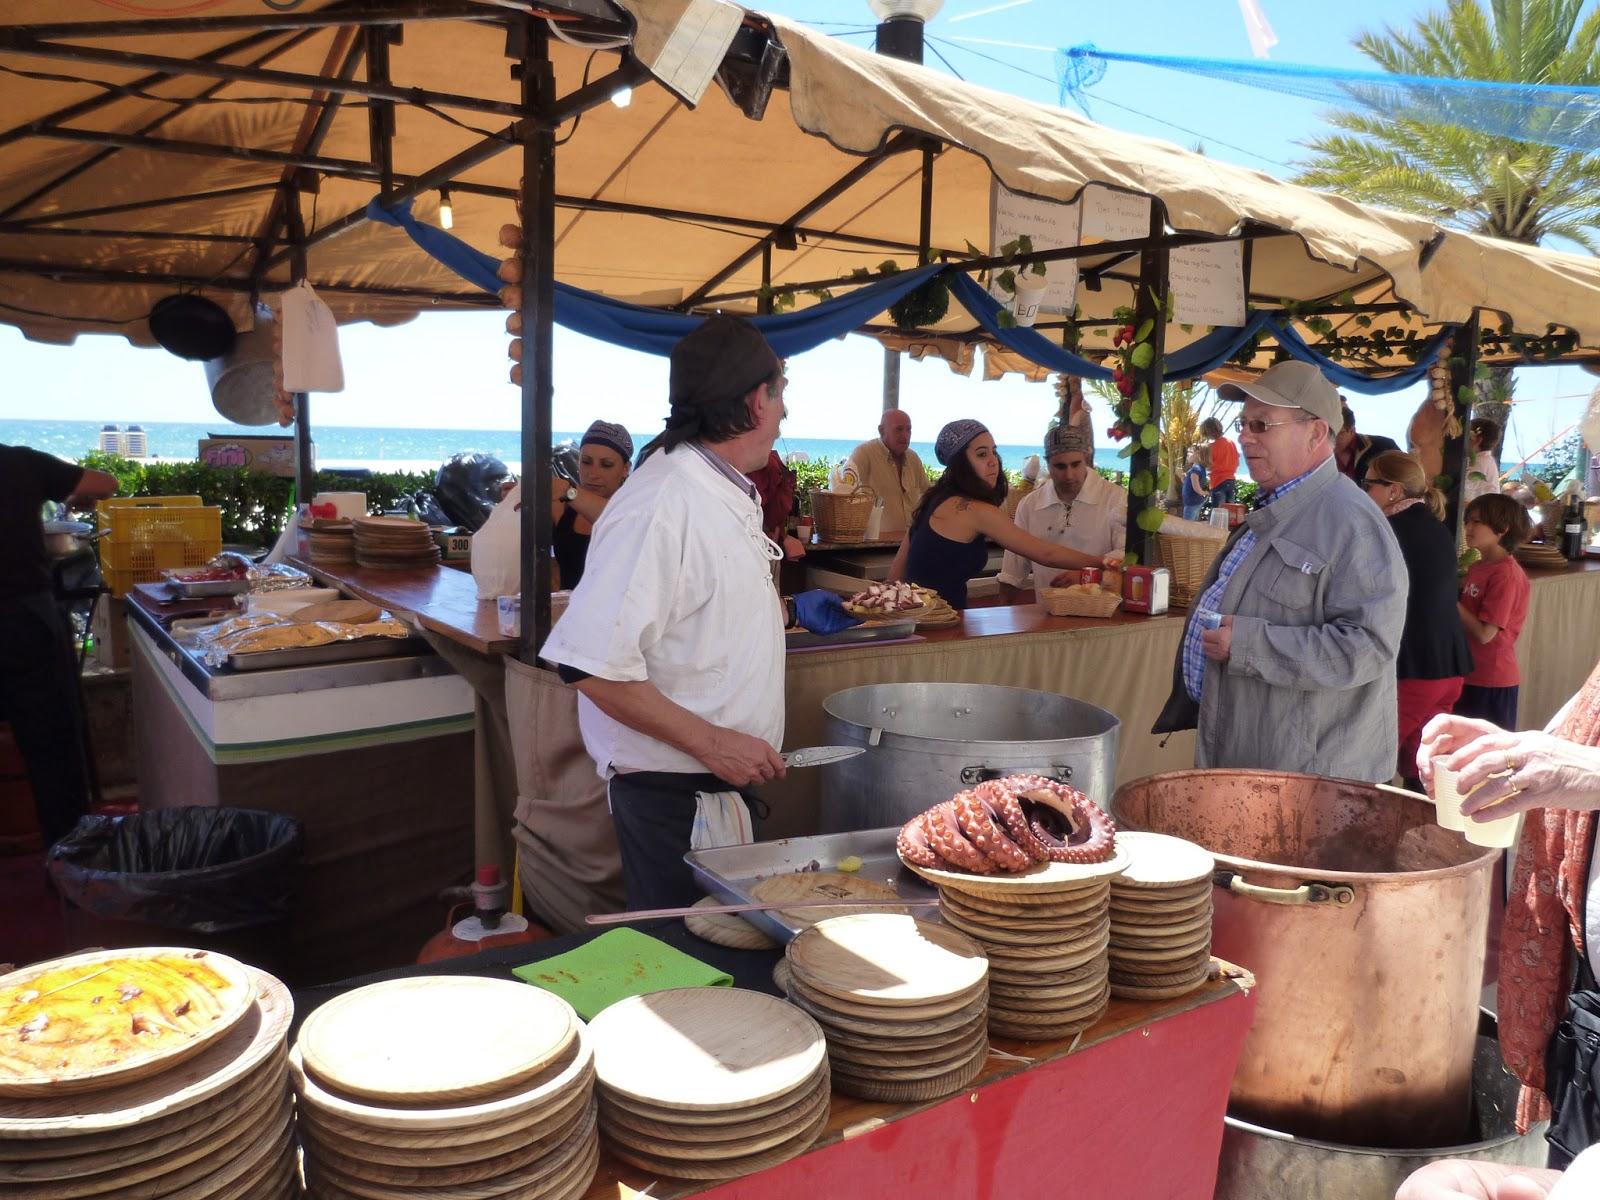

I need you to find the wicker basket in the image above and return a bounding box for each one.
[1154,530,1228,609]
[1039,585,1122,618]
[1002,478,1035,519]
[809,487,876,543]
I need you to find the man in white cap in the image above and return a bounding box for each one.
[997,421,1127,603]
[1153,361,1407,783]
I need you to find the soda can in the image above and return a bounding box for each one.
[1079,567,1103,588]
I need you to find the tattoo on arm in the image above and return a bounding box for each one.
[955,499,970,512]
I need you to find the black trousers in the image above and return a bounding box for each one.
[606,771,761,912]
[0,592,89,846]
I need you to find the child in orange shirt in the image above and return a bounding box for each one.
[1456,494,1533,730]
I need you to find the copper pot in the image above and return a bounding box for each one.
[1113,769,1497,1149]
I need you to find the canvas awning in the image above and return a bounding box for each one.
[0,0,1595,371]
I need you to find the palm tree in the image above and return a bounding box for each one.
[1294,0,1600,447]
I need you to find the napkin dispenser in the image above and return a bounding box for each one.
[1122,566,1170,615]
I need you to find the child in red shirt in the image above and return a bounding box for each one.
[1456,493,1533,729]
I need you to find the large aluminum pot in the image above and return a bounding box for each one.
[1216,1013,1546,1200]
[1113,769,1497,1150]
[819,682,1119,833]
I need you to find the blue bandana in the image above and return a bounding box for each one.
[935,419,989,466]
[581,420,633,462]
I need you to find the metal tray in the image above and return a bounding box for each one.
[165,576,250,598]
[785,617,916,651]
[225,635,415,672]
[685,827,937,944]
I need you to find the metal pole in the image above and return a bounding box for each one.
[1441,315,1479,540]
[1125,207,1170,563]
[517,17,556,664]
[285,189,315,505]
[882,347,901,412]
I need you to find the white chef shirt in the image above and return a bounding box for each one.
[997,471,1128,589]
[539,443,785,778]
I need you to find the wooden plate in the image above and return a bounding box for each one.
[939,908,1107,948]
[829,1044,986,1104]
[684,898,779,951]
[1109,973,1211,1001]
[939,888,1108,924]
[599,1083,829,1161]
[829,1026,988,1082]
[826,1019,987,1070]
[599,1062,827,1127]
[0,971,288,1139]
[1108,882,1214,912]
[1109,934,1212,963]
[289,1028,593,1133]
[748,872,908,928]
[291,600,381,625]
[0,949,258,1099]
[603,1098,828,1181]
[587,989,825,1112]
[786,914,986,1005]
[297,977,577,1104]
[1109,948,1213,977]
[783,969,983,1023]
[68,1101,293,1200]
[782,984,985,1040]
[980,934,1109,974]
[1108,923,1215,951]
[352,517,429,532]
[1111,832,1215,889]
[1108,908,1213,939]
[988,982,1110,1024]
[598,1070,829,1145]
[904,847,1129,897]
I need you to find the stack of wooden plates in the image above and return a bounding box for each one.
[781,914,989,1102]
[353,517,441,570]
[684,896,779,951]
[904,848,1131,1041]
[1108,832,1216,1000]
[588,988,828,1181]
[306,520,356,566]
[0,948,296,1200]
[914,595,960,629]
[1515,541,1568,569]
[292,977,596,1200]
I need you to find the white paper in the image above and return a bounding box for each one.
[646,0,743,106]
[1169,240,1247,327]
[279,281,344,392]
[988,180,1079,313]
[1080,185,1152,244]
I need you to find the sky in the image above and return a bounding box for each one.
[1,0,1592,470]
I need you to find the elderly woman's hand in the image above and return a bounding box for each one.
[1416,713,1505,792]
[1441,729,1600,820]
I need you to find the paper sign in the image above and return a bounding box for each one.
[989,180,1079,314]
[1169,240,1247,327]
[1080,186,1153,244]
[643,0,742,106]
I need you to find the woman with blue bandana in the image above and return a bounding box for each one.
[550,420,633,590]
[888,420,1120,610]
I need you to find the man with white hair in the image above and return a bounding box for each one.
[1153,361,1407,783]
[846,408,929,538]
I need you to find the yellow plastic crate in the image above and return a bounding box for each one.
[96,496,223,596]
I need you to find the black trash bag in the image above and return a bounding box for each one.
[402,490,453,527]
[553,440,580,487]
[431,453,510,531]
[47,807,303,935]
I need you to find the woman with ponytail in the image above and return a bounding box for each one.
[1360,450,1473,783]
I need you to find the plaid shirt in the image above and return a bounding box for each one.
[1182,466,1318,702]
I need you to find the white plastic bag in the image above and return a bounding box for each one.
[471,483,522,601]
[690,791,754,850]
[280,281,345,393]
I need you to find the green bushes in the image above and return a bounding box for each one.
[77,452,433,547]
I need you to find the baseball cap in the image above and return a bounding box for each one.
[1217,361,1340,428]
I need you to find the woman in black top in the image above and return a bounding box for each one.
[549,421,632,590]
[1360,450,1474,784]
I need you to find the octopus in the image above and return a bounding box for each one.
[896,775,1117,874]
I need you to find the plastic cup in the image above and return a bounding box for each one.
[1429,763,1469,831]
[496,594,521,638]
[1432,763,1522,847]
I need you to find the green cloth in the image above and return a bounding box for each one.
[512,928,733,1020]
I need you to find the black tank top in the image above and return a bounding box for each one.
[552,503,590,590]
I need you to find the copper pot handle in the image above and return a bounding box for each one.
[1215,870,1355,907]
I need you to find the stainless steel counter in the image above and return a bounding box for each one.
[125,598,459,702]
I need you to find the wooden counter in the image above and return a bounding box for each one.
[290,555,514,656]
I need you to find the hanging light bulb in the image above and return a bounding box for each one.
[611,86,633,108]
[438,188,454,230]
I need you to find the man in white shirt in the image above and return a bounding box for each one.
[998,422,1128,602]
[846,408,930,537]
[540,315,851,909]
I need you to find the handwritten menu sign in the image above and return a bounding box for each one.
[988,180,1079,313]
[1079,186,1152,244]
[1169,240,1246,327]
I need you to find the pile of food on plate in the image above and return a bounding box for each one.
[896,775,1118,875]
[843,581,933,617]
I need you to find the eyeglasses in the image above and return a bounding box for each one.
[1233,415,1316,436]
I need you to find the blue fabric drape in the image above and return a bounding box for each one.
[368,196,1447,394]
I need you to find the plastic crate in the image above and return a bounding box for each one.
[97,496,222,596]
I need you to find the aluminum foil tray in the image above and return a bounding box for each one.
[685,827,937,944]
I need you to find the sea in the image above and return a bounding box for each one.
[2,418,1129,476]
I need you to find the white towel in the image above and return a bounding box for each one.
[690,791,754,851]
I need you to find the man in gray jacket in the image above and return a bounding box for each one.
[1153,362,1407,783]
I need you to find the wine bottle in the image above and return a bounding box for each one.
[1562,492,1587,561]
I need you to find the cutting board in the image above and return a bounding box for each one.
[587,989,825,1112]
[296,977,576,1104]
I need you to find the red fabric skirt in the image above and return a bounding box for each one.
[1396,676,1464,779]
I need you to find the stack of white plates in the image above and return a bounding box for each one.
[291,977,597,1200]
